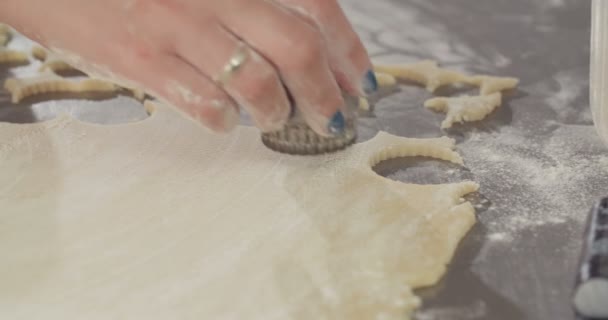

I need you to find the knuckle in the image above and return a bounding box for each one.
[279,26,325,71]
[306,0,340,18]
[233,60,282,108]
[242,74,280,105]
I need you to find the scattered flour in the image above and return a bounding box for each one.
[461,124,608,237]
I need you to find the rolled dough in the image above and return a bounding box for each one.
[0,102,479,319]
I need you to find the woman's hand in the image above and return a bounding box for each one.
[2,0,376,135]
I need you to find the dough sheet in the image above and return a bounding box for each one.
[0,101,479,319]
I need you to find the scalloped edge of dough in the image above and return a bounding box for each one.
[32,45,75,73]
[0,48,28,65]
[4,72,119,103]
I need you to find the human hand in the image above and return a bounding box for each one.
[2,0,376,135]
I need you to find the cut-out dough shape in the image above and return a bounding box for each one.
[0,24,9,46]
[425,92,502,129]
[374,60,469,92]
[465,75,519,95]
[4,72,118,103]
[0,101,478,320]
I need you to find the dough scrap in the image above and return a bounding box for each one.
[0,24,9,46]
[465,75,519,95]
[358,96,371,111]
[31,46,146,101]
[4,72,118,103]
[32,46,76,73]
[374,61,518,128]
[374,60,469,92]
[0,101,478,319]
[425,92,502,129]
[375,71,398,87]
[0,48,28,65]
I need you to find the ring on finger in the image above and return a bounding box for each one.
[214,43,250,87]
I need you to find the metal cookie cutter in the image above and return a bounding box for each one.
[261,92,359,155]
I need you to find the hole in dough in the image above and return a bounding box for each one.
[373,156,473,185]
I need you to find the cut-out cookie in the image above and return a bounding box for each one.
[0,24,9,46]
[425,92,502,129]
[0,101,478,320]
[0,48,28,65]
[374,60,468,92]
[466,75,519,95]
[4,72,118,103]
[32,46,76,73]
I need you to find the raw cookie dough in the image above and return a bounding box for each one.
[425,92,502,129]
[375,61,518,128]
[357,72,396,111]
[0,101,478,320]
[0,24,9,46]
[32,46,76,73]
[375,60,469,92]
[4,72,118,103]
[0,48,28,65]
[375,71,398,87]
[465,75,519,95]
[32,46,146,100]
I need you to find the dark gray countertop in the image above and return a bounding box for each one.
[0,1,600,319]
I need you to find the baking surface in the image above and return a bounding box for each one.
[0,0,598,319]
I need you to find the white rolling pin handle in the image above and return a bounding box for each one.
[591,0,608,147]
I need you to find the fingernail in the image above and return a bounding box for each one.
[362,70,378,95]
[328,110,345,135]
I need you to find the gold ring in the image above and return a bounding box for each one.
[215,43,249,86]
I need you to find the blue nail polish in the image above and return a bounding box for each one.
[328,111,346,135]
[362,70,378,95]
